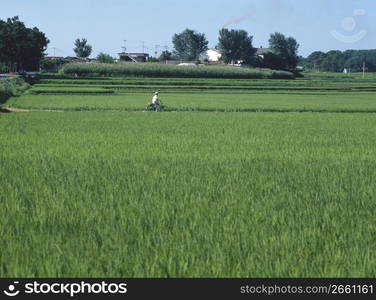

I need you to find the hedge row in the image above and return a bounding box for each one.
[62,62,295,79]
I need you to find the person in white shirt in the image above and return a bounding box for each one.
[151,92,160,111]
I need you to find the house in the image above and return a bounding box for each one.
[256,47,272,59]
[202,48,272,64]
[178,63,197,66]
[44,56,65,61]
[118,52,149,63]
[65,57,93,62]
[205,49,222,62]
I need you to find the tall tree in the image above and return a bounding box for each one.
[0,16,49,71]
[269,32,299,70]
[217,29,256,65]
[74,38,92,58]
[172,29,208,61]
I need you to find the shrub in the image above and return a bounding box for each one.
[0,78,30,104]
[96,53,115,64]
[41,58,71,73]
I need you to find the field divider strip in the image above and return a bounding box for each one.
[3,106,376,114]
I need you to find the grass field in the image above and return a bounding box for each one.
[6,73,376,113]
[7,92,376,113]
[1,72,376,277]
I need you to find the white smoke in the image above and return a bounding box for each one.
[222,11,255,28]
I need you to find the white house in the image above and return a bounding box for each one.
[204,49,222,62]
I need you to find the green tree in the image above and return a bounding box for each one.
[148,57,159,63]
[158,50,173,62]
[303,51,326,71]
[0,16,49,71]
[96,52,114,63]
[74,38,92,58]
[322,50,344,72]
[269,32,299,70]
[217,28,256,65]
[172,29,208,61]
[262,52,284,70]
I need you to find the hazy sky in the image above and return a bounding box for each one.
[1,0,375,57]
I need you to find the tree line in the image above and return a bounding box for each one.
[0,15,300,72]
[0,16,49,72]
[88,28,300,72]
[163,28,300,71]
[300,50,376,73]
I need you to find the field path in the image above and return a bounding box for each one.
[1,107,64,113]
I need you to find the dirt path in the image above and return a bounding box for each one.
[0,107,149,113]
[0,107,64,113]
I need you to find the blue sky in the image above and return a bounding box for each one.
[1,0,375,57]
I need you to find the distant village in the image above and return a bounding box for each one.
[42,47,274,72]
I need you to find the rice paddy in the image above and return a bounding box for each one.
[1,72,376,277]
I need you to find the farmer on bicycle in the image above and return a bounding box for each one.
[151,92,160,111]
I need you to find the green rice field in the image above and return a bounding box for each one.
[1,72,376,277]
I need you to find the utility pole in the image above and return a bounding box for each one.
[163,46,169,64]
[122,40,127,53]
[141,41,145,54]
[155,45,160,57]
[363,61,366,79]
[53,47,56,57]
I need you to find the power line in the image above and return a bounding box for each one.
[48,47,69,57]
